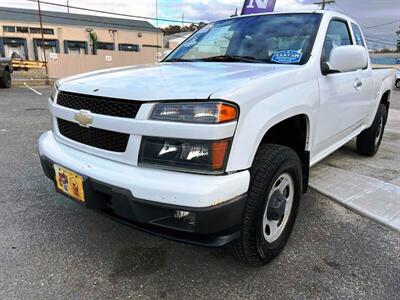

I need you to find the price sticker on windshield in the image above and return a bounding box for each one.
[271,50,303,64]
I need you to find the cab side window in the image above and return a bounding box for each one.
[351,23,365,47]
[322,20,353,62]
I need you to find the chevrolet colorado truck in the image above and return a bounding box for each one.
[38,11,395,265]
[0,57,12,88]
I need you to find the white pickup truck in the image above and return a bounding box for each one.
[38,11,395,265]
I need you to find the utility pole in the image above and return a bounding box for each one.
[156,0,160,61]
[67,0,70,13]
[37,0,49,85]
[182,12,184,28]
[314,0,335,10]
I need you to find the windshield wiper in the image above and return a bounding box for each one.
[164,58,197,62]
[199,55,265,63]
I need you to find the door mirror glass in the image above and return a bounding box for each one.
[323,45,368,75]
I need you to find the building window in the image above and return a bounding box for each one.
[64,41,88,55]
[42,28,54,35]
[142,44,162,48]
[29,28,42,34]
[29,27,54,35]
[3,26,16,33]
[118,44,140,52]
[16,26,29,33]
[96,42,115,51]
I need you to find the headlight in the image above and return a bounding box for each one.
[150,102,238,124]
[50,81,60,102]
[139,137,231,174]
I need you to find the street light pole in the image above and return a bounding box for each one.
[37,0,50,85]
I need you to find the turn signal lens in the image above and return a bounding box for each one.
[50,80,60,102]
[151,102,238,124]
[217,103,238,123]
[212,140,230,170]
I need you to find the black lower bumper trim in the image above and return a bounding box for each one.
[40,155,247,247]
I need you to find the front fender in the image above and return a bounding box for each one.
[225,78,318,172]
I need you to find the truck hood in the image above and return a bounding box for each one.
[59,62,299,101]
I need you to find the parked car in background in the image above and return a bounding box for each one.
[38,11,395,266]
[0,57,12,88]
[396,69,400,88]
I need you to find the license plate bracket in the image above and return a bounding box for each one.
[54,164,85,203]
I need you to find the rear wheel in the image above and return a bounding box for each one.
[0,70,11,88]
[356,104,387,156]
[229,144,302,266]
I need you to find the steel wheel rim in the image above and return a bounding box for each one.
[262,173,294,243]
[375,116,384,146]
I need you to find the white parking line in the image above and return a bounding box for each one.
[23,83,43,96]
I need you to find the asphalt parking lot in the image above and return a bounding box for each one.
[0,87,399,299]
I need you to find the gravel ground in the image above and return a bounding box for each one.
[0,87,399,299]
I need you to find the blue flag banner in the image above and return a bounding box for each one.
[241,0,277,15]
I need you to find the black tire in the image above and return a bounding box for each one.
[229,144,303,266]
[0,70,11,88]
[356,104,387,156]
[396,80,400,89]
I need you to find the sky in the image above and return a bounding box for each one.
[0,0,399,49]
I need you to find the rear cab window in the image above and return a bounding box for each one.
[351,23,365,47]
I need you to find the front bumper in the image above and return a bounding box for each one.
[38,131,249,246]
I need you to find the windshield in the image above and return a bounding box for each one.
[165,13,322,65]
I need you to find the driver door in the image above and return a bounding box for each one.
[314,19,368,154]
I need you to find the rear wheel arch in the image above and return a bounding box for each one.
[380,90,390,113]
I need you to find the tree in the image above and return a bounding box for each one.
[162,22,207,36]
[86,28,97,55]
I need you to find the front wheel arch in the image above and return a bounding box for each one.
[255,114,310,193]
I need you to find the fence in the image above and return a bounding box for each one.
[47,48,159,79]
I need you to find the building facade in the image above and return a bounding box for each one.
[0,7,163,61]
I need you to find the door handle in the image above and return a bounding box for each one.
[353,79,363,89]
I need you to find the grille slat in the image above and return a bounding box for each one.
[57,119,129,152]
[57,92,141,119]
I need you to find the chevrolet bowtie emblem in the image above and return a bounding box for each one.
[74,110,93,128]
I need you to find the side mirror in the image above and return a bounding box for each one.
[322,45,368,75]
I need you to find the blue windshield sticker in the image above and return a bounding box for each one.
[271,50,303,64]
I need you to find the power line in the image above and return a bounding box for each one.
[365,19,400,29]
[365,38,397,47]
[0,7,191,39]
[365,35,396,44]
[24,0,199,24]
[334,0,400,32]
[333,1,369,27]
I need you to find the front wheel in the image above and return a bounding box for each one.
[356,104,387,156]
[229,144,302,266]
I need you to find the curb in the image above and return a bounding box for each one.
[310,184,400,233]
[309,163,400,233]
